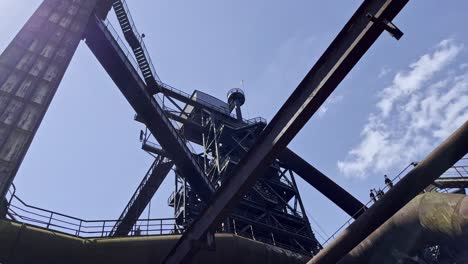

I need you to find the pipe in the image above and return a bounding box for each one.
[338,193,468,263]
[308,121,468,264]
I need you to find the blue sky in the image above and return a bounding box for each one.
[1,1,467,242]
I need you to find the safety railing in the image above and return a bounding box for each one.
[230,218,314,256]
[433,157,468,193]
[5,184,313,254]
[116,0,161,82]
[110,1,265,127]
[109,155,172,236]
[103,13,267,131]
[157,81,267,126]
[6,190,182,238]
[322,157,468,246]
[321,161,418,246]
[98,17,206,181]
[441,157,467,177]
[102,18,145,81]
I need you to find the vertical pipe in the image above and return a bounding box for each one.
[235,105,243,120]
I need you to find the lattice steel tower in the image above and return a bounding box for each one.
[0,0,371,258]
[161,88,322,254]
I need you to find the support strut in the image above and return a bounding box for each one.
[163,0,409,262]
[308,121,468,264]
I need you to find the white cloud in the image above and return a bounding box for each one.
[318,95,344,117]
[378,67,391,78]
[338,39,467,179]
[377,39,463,117]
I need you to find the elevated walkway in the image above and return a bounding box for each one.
[84,16,214,200]
[434,177,468,189]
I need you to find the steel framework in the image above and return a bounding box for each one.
[163,0,409,262]
[0,0,428,263]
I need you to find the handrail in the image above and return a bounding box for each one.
[104,12,267,128]
[117,0,161,82]
[97,17,208,189]
[321,161,417,245]
[321,157,467,245]
[109,156,166,235]
[157,81,267,126]
[6,189,182,238]
[5,187,310,255]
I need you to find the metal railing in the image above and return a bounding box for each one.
[322,157,468,246]
[109,155,172,236]
[98,18,206,181]
[440,157,467,177]
[321,161,418,245]
[5,184,313,255]
[157,81,267,126]
[433,157,467,194]
[110,1,266,127]
[115,0,161,82]
[5,188,182,238]
[103,11,267,132]
[102,18,145,81]
[230,218,314,256]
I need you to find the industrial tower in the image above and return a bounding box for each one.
[0,0,350,256]
[3,0,465,264]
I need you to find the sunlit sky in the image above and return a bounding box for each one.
[1,1,467,243]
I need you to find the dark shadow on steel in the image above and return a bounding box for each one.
[162,0,409,262]
[110,156,174,237]
[279,149,365,219]
[308,121,468,264]
[84,16,214,200]
[337,192,468,263]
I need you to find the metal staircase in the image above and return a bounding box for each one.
[111,1,267,127]
[110,155,174,237]
[85,16,214,200]
[112,0,160,91]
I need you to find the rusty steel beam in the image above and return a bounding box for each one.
[308,121,468,264]
[85,17,214,200]
[162,0,409,262]
[279,149,366,219]
[337,192,468,263]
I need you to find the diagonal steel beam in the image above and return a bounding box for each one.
[279,149,366,219]
[163,104,366,216]
[162,0,409,262]
[311,121,468,264]
[84,17,214,200]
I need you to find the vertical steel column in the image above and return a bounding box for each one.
[0,0,98,198]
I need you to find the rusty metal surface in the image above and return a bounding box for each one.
[0,0,98,198]
[337,193,468,263]
[308,121,468,264]
[163,0,409,262]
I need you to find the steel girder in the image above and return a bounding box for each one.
[309,121,468,264]
[162,0,409,262]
